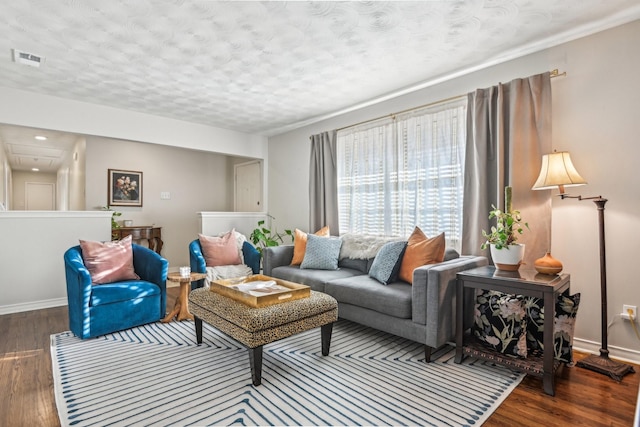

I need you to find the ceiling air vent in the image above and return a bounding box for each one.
[12,49,45,68]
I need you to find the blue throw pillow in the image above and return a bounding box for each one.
[300,234,342,270]
[369,240,407,285]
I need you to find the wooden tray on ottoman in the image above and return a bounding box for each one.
[209,274,310,308]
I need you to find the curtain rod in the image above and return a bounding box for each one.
[336,69,566,133]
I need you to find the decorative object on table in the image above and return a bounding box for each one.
[481,186,529,271]
[179,266,191,278]
[534,251,563,274]
[108,168,143,207]
[532,150,634,381]
[123,219,133,227]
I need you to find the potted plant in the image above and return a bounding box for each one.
[249,218,293,255]
[481,186,529,270]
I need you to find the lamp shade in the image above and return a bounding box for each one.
[532,151,587,193]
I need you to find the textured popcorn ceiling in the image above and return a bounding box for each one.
[0,1,639,145]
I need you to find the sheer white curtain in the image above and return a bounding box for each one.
[337,98,467,250]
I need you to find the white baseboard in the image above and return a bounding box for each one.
[0,297,68,315]
[573,337,640,364]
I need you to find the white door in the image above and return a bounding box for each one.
[235,161,262,212]
[26,182,55,210]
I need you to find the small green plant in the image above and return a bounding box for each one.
[481,186,529,250]
[249,218,293,254]
[102,206,122,229]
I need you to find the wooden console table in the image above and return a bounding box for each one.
[455,266,570,396]
[112,226,163,254]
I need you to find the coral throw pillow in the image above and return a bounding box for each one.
[199,230,242,267]
[290,226,330,265]
[398,227,445,284]
[79,235,140,284]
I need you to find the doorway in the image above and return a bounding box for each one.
[234,160,262,212]
[25,182,55,210]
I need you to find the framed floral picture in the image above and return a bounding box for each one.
[108,169,143,207]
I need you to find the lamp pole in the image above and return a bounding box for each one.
[572,196,634,380]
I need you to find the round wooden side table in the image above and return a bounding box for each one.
[162,272,207,323]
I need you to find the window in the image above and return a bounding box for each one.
[336,98,466,251]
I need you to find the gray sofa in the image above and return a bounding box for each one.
[263,243,487,361]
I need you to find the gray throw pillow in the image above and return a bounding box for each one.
[300,234,342,270]
[369,240,407,285]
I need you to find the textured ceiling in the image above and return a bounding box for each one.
[1,1,640,172]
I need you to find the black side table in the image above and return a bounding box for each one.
[455,266,570,396]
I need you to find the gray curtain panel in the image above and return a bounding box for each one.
[309,130,339,234]
[462,72,552,267]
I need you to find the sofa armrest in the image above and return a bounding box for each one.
[262,245,294,276]
[63,245,93,315]
[411,255,488,349]
[189,239,207,289]
[132,244,169,316]
[242,241,261,274]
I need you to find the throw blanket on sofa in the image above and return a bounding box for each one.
[339,233,404,259]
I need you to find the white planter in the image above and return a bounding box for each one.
[490,243,525,271]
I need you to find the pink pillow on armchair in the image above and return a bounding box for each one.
[79,235,140,284]
[199,230,243,267]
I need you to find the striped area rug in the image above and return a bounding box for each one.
[51,320,523,426]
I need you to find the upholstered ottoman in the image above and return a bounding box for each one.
[189,287,338,385]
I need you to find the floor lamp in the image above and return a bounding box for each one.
[532,151,634,381]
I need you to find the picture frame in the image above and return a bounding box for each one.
[108,169,143,207]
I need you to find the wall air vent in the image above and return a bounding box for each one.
[12,49,45,68]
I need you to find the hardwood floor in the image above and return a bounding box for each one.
[1,286,638,427]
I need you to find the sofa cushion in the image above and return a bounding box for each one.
[398,228,445,284]
[270,265,364,292]
[325,275,412,319]
[300,235,342,270]
[90,280,160,306]
[291,226,330,265]
[79,235,140,284]
[369,240,407,285]
[198,231,242,267]
[338,257,372,274]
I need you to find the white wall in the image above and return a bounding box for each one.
[199,212,267,240]
[268,20,640,362]
[0,140,8,209]
[0,211,111,313]
[68,136,87,211]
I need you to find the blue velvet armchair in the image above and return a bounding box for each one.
[189,239,260,289]
[64,243,169,339]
